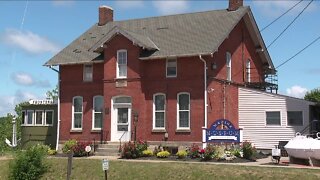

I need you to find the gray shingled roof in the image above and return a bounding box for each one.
[45,6,272,68]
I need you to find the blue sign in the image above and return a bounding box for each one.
[206,119,241,143]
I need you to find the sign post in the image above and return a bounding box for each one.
[102,159,109,180]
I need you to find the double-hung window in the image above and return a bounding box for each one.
[177,93,190,129]
[246,60,251,83]
[166,58,177,77]
[45,110,54,126]
[287,111,303,126]
[93,96,103,130]
[226,52,232,81]
[266,111,281,125]
[153,93,166,129]
[117,50,127,78]
[27,110,34,125]
[83,64,93,82]
[72,96,83,130]
[35,110,43,125]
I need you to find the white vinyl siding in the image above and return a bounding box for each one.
[166,58,177,77]
[226,52,231,81]
[92,96,103,130]
[239,88,312,149]
[177,92,190,129]
[83,64,93,82]
[72,96,83,130]
[117,50,127,78]
[153,93,166,129]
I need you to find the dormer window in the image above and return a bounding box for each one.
[83,64,93,82]
[117,50,127,78]
[166,58,177,78]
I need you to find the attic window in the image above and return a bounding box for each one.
[83,64,93,82]
[166,58,177,78]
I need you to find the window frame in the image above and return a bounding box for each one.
[177,92,191,130]
[246,59,251,83]
[153,93,166,130]
[166,57,177,78]
[35,110,44,126]
[287,111,303,126]
[45,110,54,126]
[226,52,232,81]
[72,96,83,130]
[116,49,128,79]
[26,110,34,126]
[83,64,93,82]
[265,111,281,126]
[92,95,104,130]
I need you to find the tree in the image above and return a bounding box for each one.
[304,88,320,104]
[46,85,58,101]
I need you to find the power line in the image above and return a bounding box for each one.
[260,0,304,32]
[267,0,314,49]
[276,34,320,69]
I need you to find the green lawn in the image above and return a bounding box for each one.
[1,158,320,180]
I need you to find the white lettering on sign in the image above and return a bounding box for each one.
[208,135,237,141]
[102,159,109,171]
[29,99,55,105]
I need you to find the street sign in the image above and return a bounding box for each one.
[102,159,109,171]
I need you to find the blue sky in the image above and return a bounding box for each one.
[0,0,319,116]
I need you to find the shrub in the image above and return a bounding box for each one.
[142,149,153,157]
[136,140,148,157]
[242,141,256,160]
[213,145,225,160]
[9,145,48,180]
[62,139,77,154]
[231,148,242,158]
[47,148,57,156]
[153,145,162,156]
[157,151,170,158]
[121,141,139,159]
[72,141,92,157]
[201,144,215,161]
[176,150,188,159]
[188,144,200,158]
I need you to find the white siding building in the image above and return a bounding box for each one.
[239,87,315,149]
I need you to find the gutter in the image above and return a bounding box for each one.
[199,55,208,148]
[48,66,60,151]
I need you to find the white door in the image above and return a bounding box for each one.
[111,97,131,141]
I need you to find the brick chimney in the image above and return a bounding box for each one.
[228,0,243,11]
[98,6,113,26]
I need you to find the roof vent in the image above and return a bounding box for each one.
[228,0,243,11]
[98,5,113,26]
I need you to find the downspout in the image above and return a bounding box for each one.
[49,66,60,151]
[199,55,208,148]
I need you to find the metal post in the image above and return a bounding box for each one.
[104,170,108,180]
[66,152,73,180]
[12,116,17,147]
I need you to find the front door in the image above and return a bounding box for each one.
[111,97,131,141]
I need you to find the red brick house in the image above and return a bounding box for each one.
[45,0,277,147]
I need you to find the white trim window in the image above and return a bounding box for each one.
[287,111,303,126]
[45,110,54,126]
[266,111,281,125]
[166,58,177,77]
[83,64,93,82]
[35,110,44,125]
[177,92,190,129]
[246,60,251,83]
[117,49,127,78]
[93,95,104,130]
[153,93,166,129]
[72,96,83,130]
[27,110,34,125]
[226,52,232,81]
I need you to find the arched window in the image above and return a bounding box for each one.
[153,93,166,129]
[177,92,190,129]
[72,96,83,130]
[92,96,103,130]
[226,52,232,81]
[246,60,251,82]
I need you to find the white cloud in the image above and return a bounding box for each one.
[2,29,61,54]
[286,85,308,98]
[0,90,43,117]
[52,0,75,7]
[11,72,51,88]
[153,0,189,15]
[253,0,317,17]
[115,0,145,9]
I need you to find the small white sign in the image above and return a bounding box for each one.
[102,159,109,171]
[85,146,91,153]
[208,135,237,141]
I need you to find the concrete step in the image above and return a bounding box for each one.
[95,148,119,153]
[95,151,120,156]
[97,144,119,149]
[94,142,123,157]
